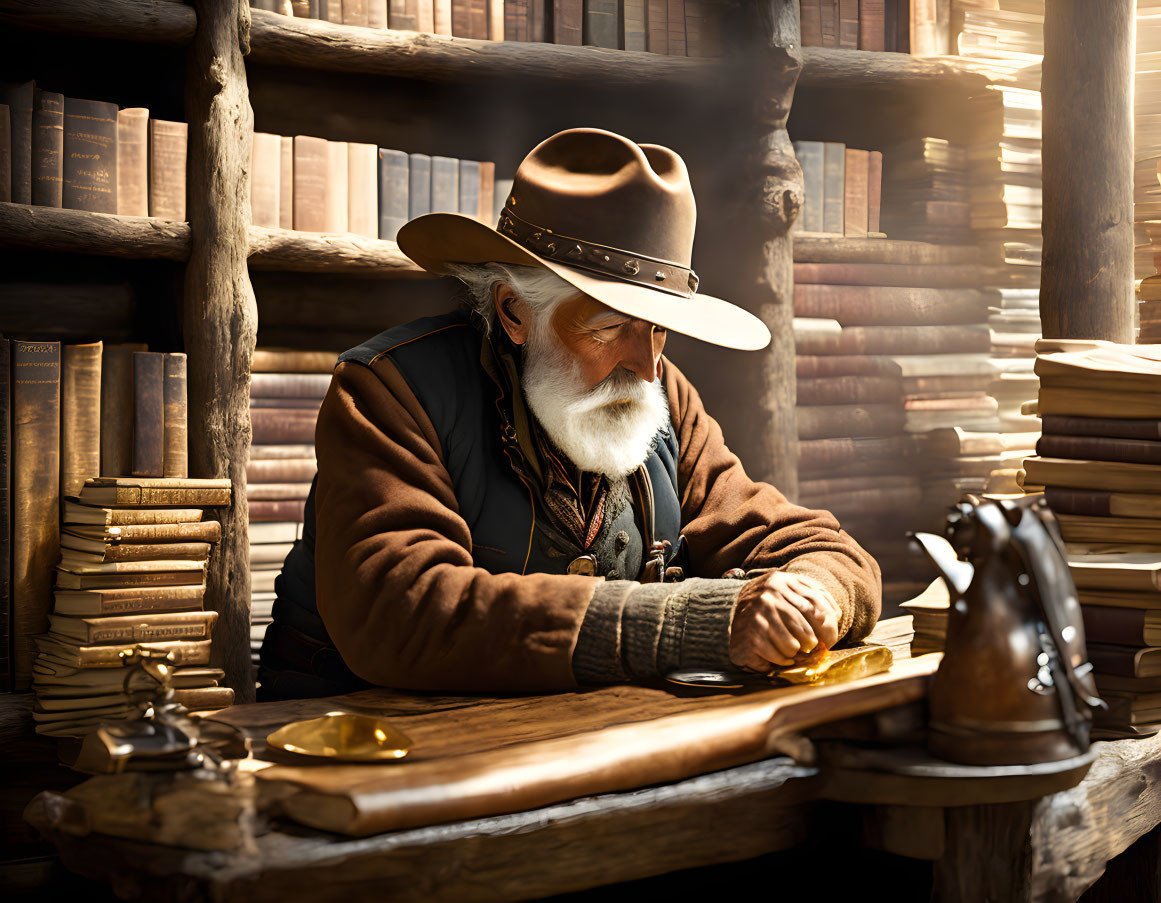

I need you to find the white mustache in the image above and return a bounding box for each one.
[564,368,652,415]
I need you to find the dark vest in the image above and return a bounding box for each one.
[260,313,682,696]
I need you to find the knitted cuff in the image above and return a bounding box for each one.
[572,578,742,685]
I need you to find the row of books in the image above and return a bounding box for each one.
[1018,340,1161,737]
[0,82,187,219]
[250,132,508,241]
[2,338,192,691]
[33,478,234,737]
[246,348,336,671]
[251,0,723,56]
[791,142,884,237]
[799,0,910,53]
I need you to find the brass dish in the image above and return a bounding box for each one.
[266,711,414,762]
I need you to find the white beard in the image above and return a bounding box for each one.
[520,321,670,479]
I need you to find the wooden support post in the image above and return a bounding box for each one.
[184,0,257,702]
[748,0,803,494]
[1040,0,1135,342]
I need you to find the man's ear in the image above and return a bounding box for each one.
[493,283,531,346]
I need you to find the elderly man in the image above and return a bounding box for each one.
[259,127,880,699]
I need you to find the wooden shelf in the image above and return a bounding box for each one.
[0,0,196,45]
[247,226,428,277]
[798,47,990,90]
[246,9,718,89]
[0,202,191,261]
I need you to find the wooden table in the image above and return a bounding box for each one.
[21,656,1161,903]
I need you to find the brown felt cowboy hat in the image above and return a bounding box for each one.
[396,128,772,351]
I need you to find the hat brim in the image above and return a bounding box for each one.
[396,213,772,352]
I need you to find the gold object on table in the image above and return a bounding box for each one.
[267,711,414,762]
[777,645,894,686]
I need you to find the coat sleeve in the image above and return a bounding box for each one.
[663,358,882,645]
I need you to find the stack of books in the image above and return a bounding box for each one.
[791,141,883,237]
[898,578,948,656]
[880,137,974,246]
[33,477,234,737]
[951,1,1044,75]
[0,82,186,218]
[246,348,334,667]
[1021,340,1161,736]
[249,0,725,55]
[863,613,915,660]
[250,132,508,241]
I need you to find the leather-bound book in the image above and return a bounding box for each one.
[249,499,308,522]
[31,89,64,207]
[347,142,379,239]
[99,343,145,477]
[434,0,453,33]
[477,161,495,224]
[821,142,845,234]
[452,0,470,34]
[247,458,319,483]
[63,98,117,213]
[792,141,824,233]
[279,136,294,230]
[800,0,820,47]
[796,403,905,440]
[883,0,897,51]
[60,540,211,565]
[246,482,313,501]
[0,103,11,202]
[527,0,547,40]
[251,407,319,444]
[76,477,231,508]
[49,610,217,645]
[793,285,987,326]
[1041,414,1161,442]
[116,108,149,217]
[149,119,188,221]
[1086,644,1161,680]
[418,0,435,31]
[819,0,837,46]
[66,520,220,543]
[0,337,9,690]
[489,0,504,38]
[322,0,344,22]
[252,348,338,372]
[797,375,903,406]
[163,352,188,479]
[342,0,369,25]
[36,636,211,668]
[367,0,388,25]
[843,148,869,236]
[291,0,319,14]
[554,0,583,44]
[0,82,34,204]
[795,324,990,356]
[54,562,206,591]
[622,0,645,50]
[665,0,684,53]
[325,139,349,233]
[867,150,883,233]
[293,135,329,232]
[506,0,530,41]
[1045,488,1161,520]
[645,0,667,52]
[53,584,206,618]
[494,177,513,221]
[1024,458,1161,495]
[458,159,481,218]
[12,339,60,690]
[408,153,432,218]
[584,0,619,47]
[838,0,858,48]
[60,342,102,502]
[798,262,981,287]
[860,0,885,50]
[389,0,419,29]
[131,351,165,478]
[377,148,409,240]
[430,154,459,213]
[470,0,489,37]
[1038,434,1161,466]
[63,500,203,526]
[250,131,282,229]
[797,435,919,472]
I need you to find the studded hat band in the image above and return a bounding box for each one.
[497,206,700,299]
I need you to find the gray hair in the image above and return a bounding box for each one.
[444,262,582,337]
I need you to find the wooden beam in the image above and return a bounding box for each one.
[0,203,190,260]
[1039,0,1135,342]
[0,0,196,45]
[246,9,715,89]
[798,47,989,91]
[183,0,257,703]
[247,226,430,277]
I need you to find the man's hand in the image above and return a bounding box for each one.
[729,571,842,672]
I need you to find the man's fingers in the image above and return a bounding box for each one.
[772,596,820,654]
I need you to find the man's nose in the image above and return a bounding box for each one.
[621,321,660,382]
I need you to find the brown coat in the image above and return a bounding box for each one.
[313,353,881,692]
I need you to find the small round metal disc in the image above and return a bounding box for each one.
[665,669,748,688]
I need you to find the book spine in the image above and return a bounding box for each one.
[60,342,103,501]
[250,131,282,229]
[163,352,189,479]
[1040,415,1161,443]
[819,0,837,46]
[250,372,332,398]
[478,161,495,225]
[131,352,165,478]
[867,150,883,233]
[347,142,379,239]
[0,103,10,202]
[377,148,410,240]
[435,0,453,33]
[252,349,338,372]
[343,0,369,25]
[494,177,513,222]
[796,354,899,378]
[1042,488,1113,518]
[821,142,845,234]
[324,139,350,233]
[488,0,504,38]
[458,159,481,218]
[646,0,667,52]
[795,324,991,356]
[408,153,433,219]
[245,483,314,501]
[31,90,64,207]
[800,474,917,498]
[859,0,885,50]
[51,639,212,667]
[322,0,344,20]
[554,0,583,43]
[389,0,419,29]
[0,82,34,204]
[793,261,982,287]
[293,135,329,232]
[106,521,222,542]
[1037,434,1161,466]
[797,435,918,471]
[793,141,824,234]
[99,343,142,478]
[843,148,869,236]
[584,0,620,47]
[0,338,9,690]
[279,136,294,230]
[452,0,471,34]
[112,487,233,507]
[797,375,902,406]
[173,686,235,709]
[12,340,60,689]
[1086,644,1150,679]
[793,285,987,326]
[665,0,684,53]
[61,586,206,616]
[796,403,905,440]
[249,499,309,522]
[116,108,150,217]
[505,0,530,40]
[418,0,435,31]
[430,155,460,214]
[838,0,858,48]
[470,0,489,37]
[250,408,320,444]
[149,119,188,221]
[84,620,212,644]
[82,542,212,563]
[62,97,118,213]
[800,0,821,46]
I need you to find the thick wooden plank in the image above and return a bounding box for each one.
[183,0,257,703]
[247,8,716,89]
[1039,0,1134,342]
[0,202,190,260]
[0,0,197,45]
[798,47,989,90]
[247,226,429,276]
[792,234,980,266]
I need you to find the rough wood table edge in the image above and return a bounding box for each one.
[0,0,196,45]
[246,225,431,276]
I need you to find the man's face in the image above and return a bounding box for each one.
[546,295,668,391]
